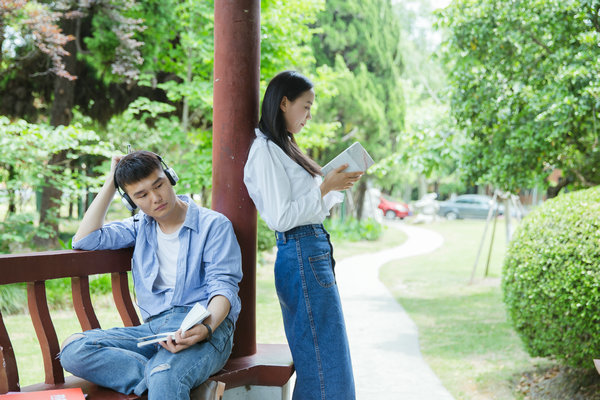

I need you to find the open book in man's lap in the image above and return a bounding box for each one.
[137,302,210,347]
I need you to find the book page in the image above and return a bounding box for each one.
[321,142,375,176]
[137,332,177,347]
[137,303,210,347]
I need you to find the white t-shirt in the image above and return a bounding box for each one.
[154,224,181,290]
[243,128,344,232]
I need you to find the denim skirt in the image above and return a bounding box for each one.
[275,224,355,400]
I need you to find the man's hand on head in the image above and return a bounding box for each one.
[111,154,124,175]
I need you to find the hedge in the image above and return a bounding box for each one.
[502,186,600,368]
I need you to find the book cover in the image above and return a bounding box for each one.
[321,142,375,176]
[0,388,86,399]
[137,302,210,347]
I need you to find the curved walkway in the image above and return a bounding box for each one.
[335,221,455,399]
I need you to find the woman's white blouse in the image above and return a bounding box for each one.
[244,129,344,233]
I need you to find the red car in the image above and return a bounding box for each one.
[378,197,410,219]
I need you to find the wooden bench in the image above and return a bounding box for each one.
[0,249,294,399]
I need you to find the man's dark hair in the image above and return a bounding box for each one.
[258,70,322,177]
[114,151,162,191]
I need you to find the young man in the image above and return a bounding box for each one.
[60,151,242,400]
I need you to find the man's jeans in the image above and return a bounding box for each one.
[59,306,233,400]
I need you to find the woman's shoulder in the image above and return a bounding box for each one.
[249,129,284,159]
[250,129,269,149]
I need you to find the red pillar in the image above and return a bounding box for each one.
[212,0,260,357]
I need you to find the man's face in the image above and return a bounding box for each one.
[123,168,177,220]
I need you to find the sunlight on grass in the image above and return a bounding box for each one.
[5,306,126,386]
[5,221,405,387]
[255,224,407,344]
[380,219,551,400]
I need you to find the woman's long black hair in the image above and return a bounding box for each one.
[258,71,322,177]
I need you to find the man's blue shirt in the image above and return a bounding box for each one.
[72,195,243,323]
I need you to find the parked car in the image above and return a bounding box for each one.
[438,194,503,220]
[378,197,410,219]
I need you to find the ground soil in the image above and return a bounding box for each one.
[517,365,600,400]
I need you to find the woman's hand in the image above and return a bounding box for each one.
[320,164,363,197]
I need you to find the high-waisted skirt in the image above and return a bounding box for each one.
[275,224,355,400]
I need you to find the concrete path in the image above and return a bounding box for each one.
[335,221,455,400]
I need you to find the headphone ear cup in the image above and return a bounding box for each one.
[164,167,179,186]
[121,193,136,212]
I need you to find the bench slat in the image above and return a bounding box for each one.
[27,281,64,385]
[72,276,101,331]
[111,272,140,327]
[0,310,19,393]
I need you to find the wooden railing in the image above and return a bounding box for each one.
[0,249,293,399]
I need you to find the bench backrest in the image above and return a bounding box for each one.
[0,249,138,393]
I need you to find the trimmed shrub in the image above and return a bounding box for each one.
[324,217,383,241]
[257,216,276,253]
[502,186,600,368]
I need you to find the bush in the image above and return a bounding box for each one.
[0,284,27,314]
[324,216,383,241]
[502,186,600,368]
[0,274,115,315]
[255,215,383,252]
[257,217,276,253]
[0,213,41,254]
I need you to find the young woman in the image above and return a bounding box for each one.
[244,71,362,399]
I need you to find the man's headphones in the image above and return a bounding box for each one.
[113,153,179,212]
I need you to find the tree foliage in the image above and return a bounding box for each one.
[0,0,341,247]
[373,0,463,200]
[0,0,75,80]
[0,0,410,250]
[310,0,405,217]
[439,0,600,193]
[0,116,111,252]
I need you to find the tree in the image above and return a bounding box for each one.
[371,0,462,201]
[310,0,405,219]
[438,0,600,195]
[0,116,112,252]
[0,0,334,248]
[1,0,153,246]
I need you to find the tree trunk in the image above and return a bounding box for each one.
[546,176,572,199]
[182,48,192,131]
[6,165,16,216]
[354,179,367,220]
[418,174,427,200]
[504,198,511,243]
[35,17,77,248]
[0,17,4,66]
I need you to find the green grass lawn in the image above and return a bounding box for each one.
[380,218,551,400]
[5,222,405,387]
[5,304,128,386]
[255,223,405,344]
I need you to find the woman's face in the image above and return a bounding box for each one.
[280,89,315,134]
